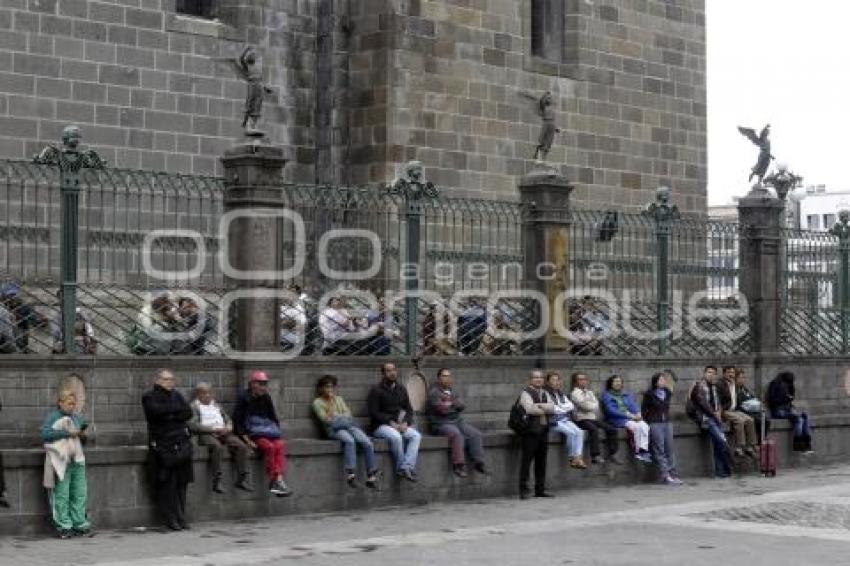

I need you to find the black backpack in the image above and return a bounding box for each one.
[508,396,530,435]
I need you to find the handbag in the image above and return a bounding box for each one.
[508,396,531,435]
[246,415,281,439]
[153,435,192,468]
[741,398,763,413]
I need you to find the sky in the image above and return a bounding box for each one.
[706,0,850,205]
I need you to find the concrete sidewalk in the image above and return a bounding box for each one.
[4,463,850,565]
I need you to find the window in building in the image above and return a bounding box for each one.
[807,215,821,231]
[824,214,837,229]
[175,0,217,19]
[531,0,565,62]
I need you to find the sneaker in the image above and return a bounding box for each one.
[453,464,468,478]
[58,529,74,539]
[72,527,93,538]
[398,469,417,482]
[591,455,605,465]
[569,457,587,469]
[635,452,652,463]
[269,480,293,497]
[346,472,359,488]
[235,473,254,492]
[663,476,683,486]
[473,462,491,475]
[744,446,758,459]
[365,471,379,489]
[212,476,225,494]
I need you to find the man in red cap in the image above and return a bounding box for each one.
[233,370,292,497]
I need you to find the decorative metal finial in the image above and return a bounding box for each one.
[644,186,681,224]
[388,160,438,201]
[33,125,106,172]
[763,163,803,201]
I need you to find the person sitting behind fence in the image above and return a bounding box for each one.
[457,300,486,355]
[480,302,520,356]
[127,294,181,355]
[189,382,253,494]
[40,389,90,539]
[545,371,587,469]
[569,296,608,356]
[364,298,399,356]
[319,296,378,355]
[1,282,46,353]
[0,293,18,354]
[641,371,683,485]
[174,297,216,355]
[312,374,378,489]
[766,371,813,454]
[50,305,97,355]
[279,293,308,352]
[600,374,652,463]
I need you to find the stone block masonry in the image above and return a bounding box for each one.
[0,0,706,209]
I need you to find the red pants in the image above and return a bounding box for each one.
[252,437,287,480]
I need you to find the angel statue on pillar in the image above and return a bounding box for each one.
[737,124,774,184]
[520,90,560,162]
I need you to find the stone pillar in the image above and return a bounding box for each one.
[738,185,785,355]
[519,170,574,354]
[221,137,289,353]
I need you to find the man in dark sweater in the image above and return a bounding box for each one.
[233,370,292,497]
[142,369,194,531]
[368,362,421,481]
[688,366,733,478]
[426,367,488,477]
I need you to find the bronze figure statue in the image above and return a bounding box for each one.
[737,124,774,184]
[520,90,560,161]
[233,46,275,131]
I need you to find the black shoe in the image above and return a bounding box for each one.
[535,490,555,498]
[519,489,531,500]
[270,480,293,497]
[166,520,182,531]
[212,476,225,494]
[72,527,93,538]
[473,462,491,475]
[235,474,254,492]
[398,469,417,482]
[453,464,468,478]
[178,519,190,530]
[58,529,74,539]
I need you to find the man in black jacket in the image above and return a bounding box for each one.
[142,368,193,531]
[368,362,421,481]
[233,370,292,497]
[688,366,733,478]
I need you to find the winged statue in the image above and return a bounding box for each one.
[737,124,774,184]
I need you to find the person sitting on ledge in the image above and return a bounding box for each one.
[641,371,683,485]
[189,382,253,494]
[233,370,293,497]
[686,366,733,479]
[367,362,421,482]
[544,371,587,469]
[312,374,378,489]
[766,371,813,454]
[41,389,90,539]
[718,365,758,460]
[426,368,489,478]
[600,374,652,463]
[569,372,621,465]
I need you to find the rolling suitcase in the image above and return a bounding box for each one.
[759,410,777,477]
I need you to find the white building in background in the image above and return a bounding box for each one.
[798,185,850,231]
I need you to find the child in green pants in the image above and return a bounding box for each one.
[41,390,90,538]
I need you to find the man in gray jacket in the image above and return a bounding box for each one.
[518,369,555,499]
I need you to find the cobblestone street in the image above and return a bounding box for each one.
[5,464,850,566]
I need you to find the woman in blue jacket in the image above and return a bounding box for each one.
[601,374,651,462]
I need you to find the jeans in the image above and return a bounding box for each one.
[434,422,484,465]
[772,407,812,451]
[552,420,584,458]
[706,418,732,477]
[648,422,678,478]
[332,426,377,473]
[374,425,421,472]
